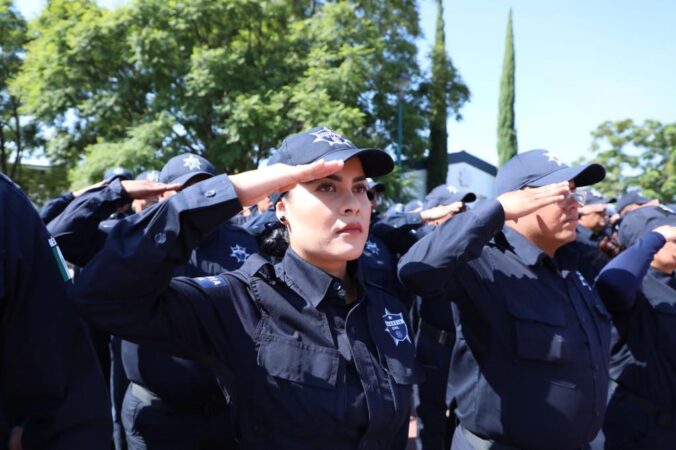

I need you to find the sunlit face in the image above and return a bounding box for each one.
[277,157,371,269]
[512,183,581,251]
[578,204,608,233]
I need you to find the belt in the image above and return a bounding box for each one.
[130,383,226,415]
[418,319,454,346]
[460,426,521,450]
[610,380,676,429]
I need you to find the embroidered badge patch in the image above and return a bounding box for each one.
[230,244,250,263]
[383,308,411,346]
[365,239,380,256]
[183,154,202,170]
[310,127,354,147]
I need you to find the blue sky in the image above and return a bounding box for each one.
[16,0,676,166]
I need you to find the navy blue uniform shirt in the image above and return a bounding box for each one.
[0,174,111,449]
[73,174,422,450]
[598,232,676,410]
[39,191,75,224]
[398,199,634,450]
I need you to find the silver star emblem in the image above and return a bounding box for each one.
[365,240,380,255]
[183,155,202,171]
[310,128,354,147]
[543,151,564,166]
[446,185,459,194]
[229,244,250,263]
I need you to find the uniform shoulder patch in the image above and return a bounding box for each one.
[193,275,228,290]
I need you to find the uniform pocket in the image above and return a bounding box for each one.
[257,335,340,390]
[506,296,568,364]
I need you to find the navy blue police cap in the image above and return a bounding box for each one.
[160,153,216,186]
[135,170,160,182]
[616,191,651,214]
[104,167,133,183]
[618,205,675,247]
[273,127,394,178]
[424,184,476,209]
[494,149,605,196]
[581,188,616,206]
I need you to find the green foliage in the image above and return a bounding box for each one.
[12,0,429,188]
[426,0,469,192]
[581,119,676,203]
[0,0,55,202]
[497,9,517,167]
[377,165,417,207]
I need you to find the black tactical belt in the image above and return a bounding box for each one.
[418,319,454,346]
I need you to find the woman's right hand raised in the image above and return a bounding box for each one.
[230,160,344,207]
[496,182,572,220]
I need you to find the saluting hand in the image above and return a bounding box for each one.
[654,225,676,243]
[72,180,108,198]
[497,182,572,220]
[120,180,183,200]
[230,160,344,206]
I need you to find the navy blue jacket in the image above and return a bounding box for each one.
[0,174,110,449]
[73,174,422,450]
[595,232,676,411]
[46,179,258,407]
[398,199,641,450]
[39,192,75,224]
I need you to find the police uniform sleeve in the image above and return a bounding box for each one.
[47,180,131,266]
[39,192,74,224]
[0,177,111,449]
[73,174,246,364]
[595,231,667,313]
[398,199,505,297]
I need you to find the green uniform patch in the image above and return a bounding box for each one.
[48,237,72,282]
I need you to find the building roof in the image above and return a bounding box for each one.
[405,150,497,176]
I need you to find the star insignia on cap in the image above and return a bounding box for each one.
[229,244,250,263]
[310,127,354,147]
[446,185,459,193]
[183,155,202,171]
[113,168,125,175]
[543,151,564,166]
[365,239,380,256]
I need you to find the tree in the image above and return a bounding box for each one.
[0,1,38,177]
[497,8,517,167]
[12,0,430,188]
[426,0,469,192]
[582,119,675,203]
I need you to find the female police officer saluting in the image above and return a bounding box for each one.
[73,127,422,450]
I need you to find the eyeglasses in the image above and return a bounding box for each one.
[564,190,587,206]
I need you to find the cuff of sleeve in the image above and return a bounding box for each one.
[109,179,132,205]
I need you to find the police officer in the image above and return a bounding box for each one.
[413,184,476,450]
[566,189,616,283]
[398,149,647,450]
[119,154,258,450]
[73,127,422,450]
[0,173,111,449]
[615,190,659,217]
[40,167,133,224]
[595,206,676,449]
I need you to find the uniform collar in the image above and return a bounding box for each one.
[648,266,676,289]
[279,249,358,308]
[501,226,553,268]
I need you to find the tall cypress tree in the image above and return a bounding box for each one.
[427,0,450,192]
[497,9,517,167]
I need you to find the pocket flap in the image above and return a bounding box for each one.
[257,335,339,390]
[506,295,566,327]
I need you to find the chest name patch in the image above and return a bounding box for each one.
[383,308,411,346]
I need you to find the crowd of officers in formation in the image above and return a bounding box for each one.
[1,126,675,450]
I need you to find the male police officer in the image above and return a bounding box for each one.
[120,154,258,450]
[0,173,111,449]
[399,149,642,450]
[568,189,616,283]
[413,184,476,450]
